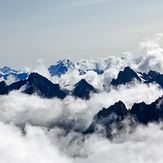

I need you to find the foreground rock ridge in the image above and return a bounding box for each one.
[84,96,163,137]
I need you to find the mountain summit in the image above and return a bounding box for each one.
[0,66,28,82]
[0,66,17,75]
[111,67,141,86]
[48,59,75,76]
[73,79,96,99]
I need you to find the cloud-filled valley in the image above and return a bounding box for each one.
[1,34,163,162]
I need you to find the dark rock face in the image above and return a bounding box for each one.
[130,99,163,124]
[73,79,96,100]
[85,96,163,136]
[0,73,68,99]
[24,73,68,99]
[108,67,163,88]
[111,67,141,86]
[139,70,160,81]
[95,101,128,123]
[84,101,129,136]
[147,74,163,88]
[0,81,8,95]
[8,80,27,92]
[139,70,163,87]
[148,70,161,79]
[0,73,97,100]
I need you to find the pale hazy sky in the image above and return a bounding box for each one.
[0,0,163,68]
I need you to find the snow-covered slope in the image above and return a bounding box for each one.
[48,59,75,76]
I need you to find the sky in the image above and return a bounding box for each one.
[0,0,163,68]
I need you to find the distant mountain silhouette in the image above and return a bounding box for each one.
[0,66,28,82]
[48,59,75,76]
[0,66,17,75]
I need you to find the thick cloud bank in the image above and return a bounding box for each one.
[1,121,163,163]
[0,83,162,127]
[0,122,71,163]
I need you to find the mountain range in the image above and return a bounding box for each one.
[1,59,163,138]
[84,95,163,138]
[1,65,163,99]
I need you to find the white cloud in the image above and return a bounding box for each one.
[0,122,72,163]
[1,119,163,163]
[74,123,163,163]
[32,59,51,80]
[138,33,163,73]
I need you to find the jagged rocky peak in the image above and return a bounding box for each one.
[0,72,98,100]
[27,72,48,82]
[129,98,163,124]
[111,67,141,86]
[139,70,160,81]
[24,72,68,99]
[48,59,75,76]
[84,101,128,135]
[95,101,128,121]
[0,66,28,83]
[59,59,75,68]
[27,72,60,90]
[85,96,163,137]
[73,79,96,99]
[140,70,163,87]
[148,70,160,79]
[0,72,68,99]
[75,79,91,86]
[0,66,17,75]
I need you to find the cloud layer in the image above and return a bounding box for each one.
[1,119,163,163]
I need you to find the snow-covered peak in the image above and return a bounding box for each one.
[0,66,17,75]
[57,59,75,69]
[0,66,29,84]
[48,59,75,76]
